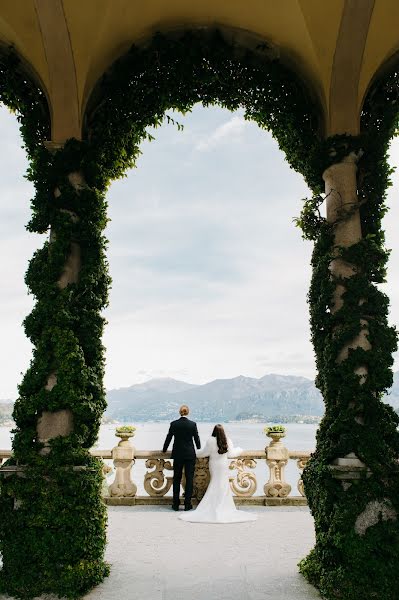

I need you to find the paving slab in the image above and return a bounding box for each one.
[1,506,321,600]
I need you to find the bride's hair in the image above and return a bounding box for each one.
[212,424,228,455]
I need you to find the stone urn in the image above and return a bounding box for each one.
[115,427,136,445]
[265,428,286,449]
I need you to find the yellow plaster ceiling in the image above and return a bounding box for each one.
[0,2,49,90]
[63,0,339,112]
[0,0,396,140]
[359,0,399,107]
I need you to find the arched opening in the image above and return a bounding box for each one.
[0,46,50,447]
[385,135,399,389]
[100,101,318,495]
[0,103,41,444]
[82,30,323,504]
[104,103,315,392]
[361,55,399,413]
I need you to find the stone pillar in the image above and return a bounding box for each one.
[324,153,370,348]
[36,170,85,450]
[300,148,399,600]
[323,152,371,449]
[323,153,362,309]
[0,140,109,597]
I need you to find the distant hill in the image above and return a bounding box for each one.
[106,372,399,422]
[2,372,399,424]
[106,374,325,421]
[0,401,14,425]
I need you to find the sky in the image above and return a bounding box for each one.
[1,103,399,398]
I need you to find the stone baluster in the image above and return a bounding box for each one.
[264,428,291,498]
[191,458,211,501]
[109,427,137,497]
[101,461,113,498]
[296,455,310,497]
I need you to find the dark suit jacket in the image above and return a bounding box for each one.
[162,416,201,460]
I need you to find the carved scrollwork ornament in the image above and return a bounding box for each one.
[144,458,173,497]
[229,458,257,497]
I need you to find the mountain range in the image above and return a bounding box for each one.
[2,372,399,424]
[105,372,399,422]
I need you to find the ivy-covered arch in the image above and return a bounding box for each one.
[81,29,322,188]
[0,29,324,599]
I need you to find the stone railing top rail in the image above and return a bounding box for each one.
[0,446,314,501]
[288,450,313,459]
[0,449,313,460]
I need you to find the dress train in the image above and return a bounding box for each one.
[178,436,257,524]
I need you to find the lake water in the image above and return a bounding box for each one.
[0,422,318,496]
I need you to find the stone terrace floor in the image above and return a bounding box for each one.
[1,506,322,600]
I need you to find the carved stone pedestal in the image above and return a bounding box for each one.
[264,430,291,498]
[109,429,137,497]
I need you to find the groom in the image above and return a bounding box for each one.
[162,405,201,511]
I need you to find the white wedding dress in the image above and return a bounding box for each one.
[178,436,257,524]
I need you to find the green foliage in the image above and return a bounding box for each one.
[116,425,136,433]
[83,29,321,191]
[0,50,110,598]
[0,459,109,599]
[298,65,399,599]
[264,425,286,434]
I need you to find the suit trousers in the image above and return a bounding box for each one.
[173,458,196,507]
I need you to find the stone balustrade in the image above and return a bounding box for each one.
[93,427,312,506]
[0,429,312,506]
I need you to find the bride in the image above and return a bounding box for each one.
[178,424,257,524]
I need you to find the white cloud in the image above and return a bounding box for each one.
[195,115,248,151]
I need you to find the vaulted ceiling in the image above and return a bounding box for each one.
[0,0,397,141]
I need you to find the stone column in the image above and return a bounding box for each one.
[323,153,363,309]
[0,141,109,598]
[301,149,399,599]
[323,152,371,455]
[36,171,84,451]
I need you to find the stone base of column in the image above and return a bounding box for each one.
[300,455,399,600]
[0,458,109,598]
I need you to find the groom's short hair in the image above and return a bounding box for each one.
[179,405,189,416]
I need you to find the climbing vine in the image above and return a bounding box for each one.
[298,68,399,599]
[0,52,110,598]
